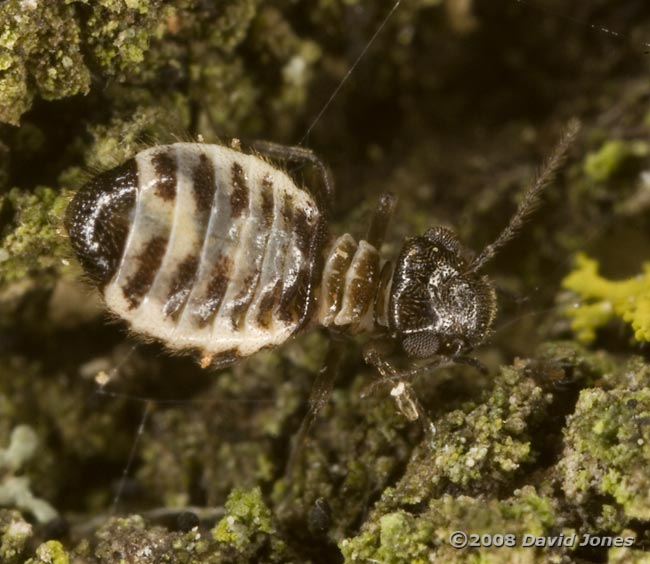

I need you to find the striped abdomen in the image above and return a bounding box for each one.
[66,143,324,363]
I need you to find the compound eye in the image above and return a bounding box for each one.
[401,331,439,359]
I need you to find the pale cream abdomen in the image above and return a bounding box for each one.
[102,143,324,366]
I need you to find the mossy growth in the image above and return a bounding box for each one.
[0,186,71,291]
[0,2,90,125]
[83,105,189,173]
[341,509,434,564]
[375,359,552,509]
[427,363,546,487]
[0,509,33,564]
[25,540,69,564]
[608,537,650,564]
[341,487,562,563]
[562,253,650,343]
[0,0,171,125]
[336,345,650,561]
[559,387,650,520]
[210,486,299,563]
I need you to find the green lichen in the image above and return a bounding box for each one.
[0,509,33,564]
[0,187,71,290]
[25,540,69,564]
[206,0,259,55]
[0,0,173,125]
[559,387,650,520]
[335,358,569,562]
[209,486,302,562]
[337,345,650,561]
[428,365,541,486]
[0,1,90,125]
[562,253,650,343]
[375,360,550,508]
[91,515,179,563]
[0,64,32,127]
[85,1,169,75]
[342,510,433,564]
[0,0,322,128]
[83,104,188,172]
[341,487,562,563]
[609,537,650,564]
[583,139,649,183]
[212,487,273,549]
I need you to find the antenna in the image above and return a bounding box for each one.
[470,118,581,273]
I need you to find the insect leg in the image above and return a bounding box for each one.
[286,334,346,478]
[452,354,488,374]
[362,341,436,441]
[365,193,398,248]
[247,140,335,210]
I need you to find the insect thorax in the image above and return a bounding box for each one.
[389,227,497,356]
[317,233,391,334]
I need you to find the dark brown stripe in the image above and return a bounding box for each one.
[122,236,168,309]
[230,272,257,329]
[273,192,297,323]
[163,254,199,319]
[152,150,177,201]
[192,153,216,213]
[260,175,274,228]
[293,207,312,257]
[193,255,232,327]
[278,266,312,324]
[230,162,249,217]
[324,238,356,316]
[347,250,380,320]
[277,197,318,323]
[277,265,310,324]
[282,192,294,225]
[256,280,282,329]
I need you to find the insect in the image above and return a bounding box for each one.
[65,121,579,452]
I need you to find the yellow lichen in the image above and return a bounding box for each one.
[583,139,649,182]
[562,253,650,343]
